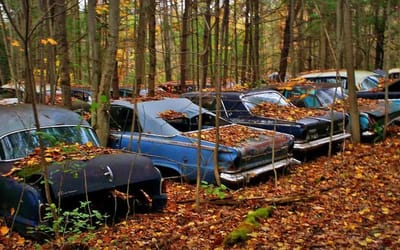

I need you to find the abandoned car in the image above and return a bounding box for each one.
[183,89,351,156]
[108,98,299,186]
[0,104,167,236]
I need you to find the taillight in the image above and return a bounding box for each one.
[39,203,46,222]
[161,179,167,194]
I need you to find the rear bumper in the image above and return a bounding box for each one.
[220,157,301,185]
[294,132,351,152]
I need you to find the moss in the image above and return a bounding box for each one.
[224,206,274,246]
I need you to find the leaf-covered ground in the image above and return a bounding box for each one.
[1,135,400,249]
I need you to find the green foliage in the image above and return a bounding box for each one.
[29,201,106,239]
[201,181,227,199]
[100,94,108,104]
[224,206,274,246]
[373,123,384,143]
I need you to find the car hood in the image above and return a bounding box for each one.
[184,124,294,156]
[357,100,400,118]
[47,152,159,199]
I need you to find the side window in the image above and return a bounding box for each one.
[109,106,141,132]
[201,96,216,111]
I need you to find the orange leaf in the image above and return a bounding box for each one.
[0,226,9,236]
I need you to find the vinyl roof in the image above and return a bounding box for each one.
[0,104,90,137]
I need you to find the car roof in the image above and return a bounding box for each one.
[299,70,380,85]
[111,98,213,136]
[0,104,90,137]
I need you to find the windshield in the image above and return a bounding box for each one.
[0,126,99,160]
[241,91,289,110]
[316,88,347,106]
[165,113,230,132]
[359,75,380,91]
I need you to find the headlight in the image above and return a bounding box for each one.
[305,128,319,141]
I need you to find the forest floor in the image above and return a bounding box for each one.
[1,132,400,249]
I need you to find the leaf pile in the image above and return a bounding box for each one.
[4,142,120,178]
[158,109,187,120]
[201,84,250,92]
[251,102,327,121]
[329,98,382,112]
[2,132,400,249]
[184,124,278,147]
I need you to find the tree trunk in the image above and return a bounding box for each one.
[180,0,191,91]
[374,3,387,70]
[87,0,101,129]
[278,0,299,82]
[135,0,147,96]
[201,0,211,89]
[221,0,230,86]
[54,0,71,109]
[343,0,360,143]
[148,0,156,97]
[241,0,250,83]
[160,1,172,82]
[95,0,120,146]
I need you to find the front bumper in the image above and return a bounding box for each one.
[294,132,351,152]
[219,157,301,185]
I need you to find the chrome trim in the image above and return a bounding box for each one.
[220,157,301,184]
[294,132,351,151]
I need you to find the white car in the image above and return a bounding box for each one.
[299,70,382,92]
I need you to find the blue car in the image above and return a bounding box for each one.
[108,98,299,185]
[276,83,400,141]
[183,90,350,156]
[0,104,167,237]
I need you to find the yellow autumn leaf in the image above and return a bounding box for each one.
[381,207,390,214]
[47,38,58,45]
[16,236,25,246]
[45,157,53,163]
[0,226,9,236]
[40,39,48,45]
[359,207,370,215]
[86,141,93,147]
[27,159,35,166]
[11,40,20,47]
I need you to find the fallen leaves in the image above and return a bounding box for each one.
[184,124,278,147]
[251,101,327,121]
[2,133,400,249]
[158,109,187,120]
[3,142,121,178]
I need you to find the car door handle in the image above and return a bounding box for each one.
[104,166,114,182]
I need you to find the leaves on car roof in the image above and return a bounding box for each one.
[251,102,328,121]
[158,109,188,120]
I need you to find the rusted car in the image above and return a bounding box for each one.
[108,98,299,186]
[183,89,350,157]
[0,104,167,236]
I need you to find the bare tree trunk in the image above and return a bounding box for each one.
[241,0,250,83]
[373,2,387,70]
[54,0,71,109]
[278,0,299,82]
[180,0,191,92]
[96,0,120,146]
[148,0,156,97]
[250,0,260,84]
[221,0,230,86]
[135,0,147,96]
[343,0,360,143]
[201,0,211,89]
[160,1,172,82]
[87,0,101,129]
